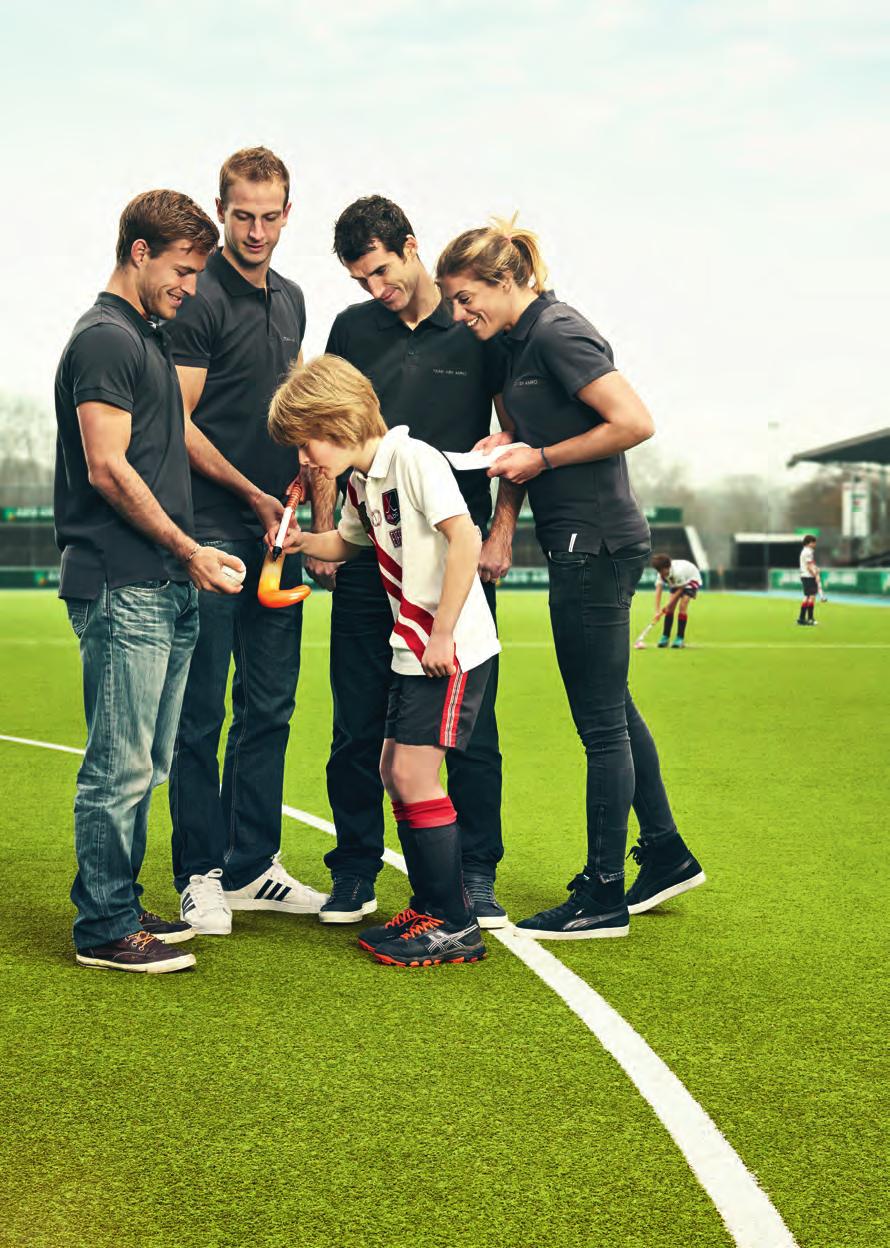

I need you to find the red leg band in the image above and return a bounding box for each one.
[401,797,457,829]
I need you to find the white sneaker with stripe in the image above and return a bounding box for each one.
[223,853,328,914]
[180,868,232,936]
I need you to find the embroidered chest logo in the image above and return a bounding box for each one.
[382,488,401,525]
[389,527,402,548]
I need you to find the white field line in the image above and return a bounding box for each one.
[1,732,799,1248]
[284,803,798,1248]
[4,638,888,652]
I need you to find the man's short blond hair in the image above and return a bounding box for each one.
[268,354,388,447]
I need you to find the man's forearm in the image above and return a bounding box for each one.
[90,456,194,561]
[488,478,525,543]
[308,471,338,531]
[185,420,261,507]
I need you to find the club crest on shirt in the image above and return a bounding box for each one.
[382,489,401,525]
[389,527,402,548]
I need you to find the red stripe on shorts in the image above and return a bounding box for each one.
[439,664,467,748]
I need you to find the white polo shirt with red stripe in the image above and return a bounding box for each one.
[338,425,501,677]
[660,559,702,591]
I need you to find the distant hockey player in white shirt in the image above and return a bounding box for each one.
[797,534,826,626]
[267,353,499,969]
[651,554,702,649]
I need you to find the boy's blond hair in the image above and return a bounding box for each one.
[268,354,388,447]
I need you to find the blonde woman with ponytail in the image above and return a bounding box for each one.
[436,218,706,938]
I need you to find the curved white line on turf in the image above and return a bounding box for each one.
[284,802,799,1248]
[0,732,85,755]
[1,734,798,1248]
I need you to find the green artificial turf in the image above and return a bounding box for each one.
[0,589,887,1248]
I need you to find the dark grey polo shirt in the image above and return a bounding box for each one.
[167,249,306,540]
[53,292,194,599]
[500,291,650,554]
[326,297,505,531]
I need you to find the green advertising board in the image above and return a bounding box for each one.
[0,566,60,588]
[770,567,890,596]
[1,506,54,523]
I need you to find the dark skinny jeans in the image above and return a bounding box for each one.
[547,542,677,884]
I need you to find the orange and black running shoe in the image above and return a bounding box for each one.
[372,914,486,968]
[357,905,426,952]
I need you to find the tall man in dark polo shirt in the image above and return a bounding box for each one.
[55,189,240,974]
[309,195,521,927]
[167,147,326,936]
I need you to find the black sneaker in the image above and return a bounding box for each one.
[515,874,629,940]
[464,874,509,929]
[373,914,487,967]
[75,931,196,973]
[318,875,377,925]
[625,837,706,914]
[357,905,426,952]
[139,909,195,945]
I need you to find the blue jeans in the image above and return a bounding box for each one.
[547,542,677,883]
[168,539,303,891]
[66,580,199,949]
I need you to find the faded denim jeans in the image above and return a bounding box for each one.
[66,580,198,949]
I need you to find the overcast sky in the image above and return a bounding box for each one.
[1,0,887,484]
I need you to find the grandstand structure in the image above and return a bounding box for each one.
[787,426,890,591]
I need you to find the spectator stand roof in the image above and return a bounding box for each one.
[788,428,890,468]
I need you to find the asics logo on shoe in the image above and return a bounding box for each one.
[424,924,479,952]
[255,880,291,902]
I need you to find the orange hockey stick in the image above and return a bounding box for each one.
[257,476,312,609]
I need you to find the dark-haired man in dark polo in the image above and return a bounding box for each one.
[55,189,241,974]
[309,195,521,927]
[166,147,327,938]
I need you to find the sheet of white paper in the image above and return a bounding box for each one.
[443,442,530,471]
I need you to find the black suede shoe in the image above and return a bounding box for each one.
[139,909,195,944]
[75,931,196,973]
[625,838,706,914]
[319,875,377,924]
[516,874,629,940]
[464,874,509,929]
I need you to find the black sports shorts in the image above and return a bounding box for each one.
[384,658,493,751]
[801,576,818,596]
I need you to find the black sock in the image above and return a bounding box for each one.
[807,602,814,621]
[798,602,807,622]
[411,824,470,926]
[662,612,675,638]
[677,615,688,640]
[395,821,425,910]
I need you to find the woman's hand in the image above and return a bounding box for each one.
[487,446,546,485]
